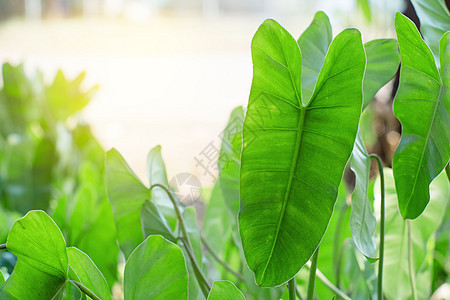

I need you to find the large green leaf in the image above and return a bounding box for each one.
[392,13,450,219]
[375,169,449,299]
[67,247,111,300]
[240,19,365,286]
[207,280,245,300]
[105,148,150,258]
[297,11,332,104]
[350,132,377,261]
[411,0,450,60]
[362,39,400,109]
[0,210,68,299]
[124,235,188,300]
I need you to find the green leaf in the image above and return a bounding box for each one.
[147,145,177,229]
[218,106,244,246]
[67,247,111,300]
[362,39,400,109]
[0,270,4,285]
[297,11,332,104]
[392,13,450,219]
[124,235,188,300]
[375,168,449,299]
[46,70,98,121]
[207,280,245,300]
[57,281,84,300]
[141,199,176,243]
[0,210,68,299]
[411,0,450,60]
[240,19,365,286]
[105,148,150,258]
[350,132,377,261]
[357,0,372,22]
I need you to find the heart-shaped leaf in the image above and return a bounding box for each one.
[240,19,365,286]
[124,235,188,300]
[392,13,450,219]
[207,280,245,300]
[0,210,68,299]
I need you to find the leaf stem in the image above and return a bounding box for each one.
[369,154,385,300]
[307,246,319,300]
[0,244,6,250]
[200,235,245,282]
[407,221,417,300]
[304,263,352,300]
[70,280,101,300]
[288,277,297,300]
[150,184,211,296]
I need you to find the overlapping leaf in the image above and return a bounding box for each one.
[207,280,245,300]
[392,13,450,219]
[411,0,450,60]
[240,18,365,286]
[124,235,188,300]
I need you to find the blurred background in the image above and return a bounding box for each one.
[0,0,406,187]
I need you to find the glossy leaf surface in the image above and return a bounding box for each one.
[350,132,377,261]
[375,169,449,299]
[362,39,400,109]
[67,247,111,300]
[393,13,450,219]
[207,280,245,300]
[0,211,68,299]
[240,19,365,286]
[124,235,188,300]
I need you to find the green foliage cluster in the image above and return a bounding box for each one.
[0,0,448,299]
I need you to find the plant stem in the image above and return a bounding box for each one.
[150,184,211,296]
[369,154,385,300]
[288,278,297,300]
[71,280,101,300]
[407,221,417,300]
[296,287,304,300]
[200,235,245,282]
[0,244,6,250]
[305,263,351,300]
[307,246,319,300]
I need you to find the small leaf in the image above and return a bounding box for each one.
[147,145,177,229]
[0,210,68,299]
[141,199,176,243]
[67,247,111,300]
[411,0,450,60]
[57,281,84,300]
[392,13,450,219]
[207,280,245,300]
[124,235,188,300]
[350,132,377,261]
[362,39,400,109]
[297,11,333,104]
[105,148,150,258]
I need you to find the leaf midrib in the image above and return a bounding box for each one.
[258,107,306,281]
[403,83,444,216]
